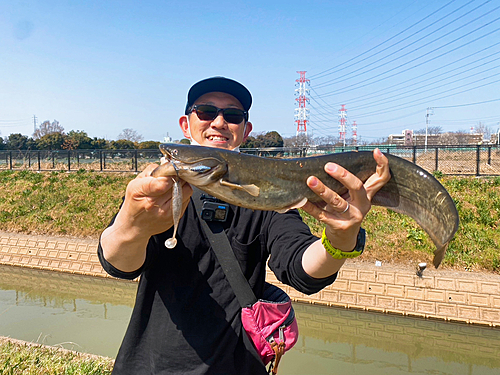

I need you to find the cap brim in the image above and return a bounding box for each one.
[185,77,252,115]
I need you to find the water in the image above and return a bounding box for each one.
[0,264,499,374]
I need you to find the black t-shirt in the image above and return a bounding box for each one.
[98,198,337,375]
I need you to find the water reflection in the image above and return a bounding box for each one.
[0,265,499,374]
[0,264,136,357]
[285,304,500,374]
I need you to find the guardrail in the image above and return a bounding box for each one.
[0,144,499,176]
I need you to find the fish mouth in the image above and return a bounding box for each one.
[158,144,227,181]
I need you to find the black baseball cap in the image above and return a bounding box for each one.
[185,77,252,115]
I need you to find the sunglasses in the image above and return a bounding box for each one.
[190,104,248,124]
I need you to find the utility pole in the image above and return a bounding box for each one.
[425,107,433,151]
[33,115,37,134]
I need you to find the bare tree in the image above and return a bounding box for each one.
[33,120,64,140]
[475,122,492,140]
[118,128,144,143]
[428,126,442,135]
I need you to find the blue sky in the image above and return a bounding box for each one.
[1,0,499,144]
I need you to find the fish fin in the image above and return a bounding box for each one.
[290,197,308,209]
[220,179,260,197]
[433,243,448,268]
[276,198,308,213]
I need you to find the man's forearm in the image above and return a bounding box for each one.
[301,239,347,279]
[100,212,150,273]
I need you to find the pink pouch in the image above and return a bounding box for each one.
[241,284,299,371]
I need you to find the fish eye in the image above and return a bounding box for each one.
[171,149,178,156]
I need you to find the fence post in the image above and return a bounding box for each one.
[38,151,41,171]
[9,151,12,170]
[435,148,439,172]
[99,150,103,171]
[67,150,71,171]
[134,149,138,172]
[488,146,491,165]
[412,146,417,164]
[52,152,55,169]
[476,145,480,176]
[28,152,31,168]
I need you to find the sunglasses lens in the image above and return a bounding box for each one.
[223,109,245,124]
[195,105,218,121]
[193,105,246,124]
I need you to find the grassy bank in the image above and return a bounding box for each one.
[0,169,499,272]
[0,337,113,375]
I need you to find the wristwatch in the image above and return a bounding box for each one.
[321,227,365,259]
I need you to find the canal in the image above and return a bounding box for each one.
[1,264,499,375]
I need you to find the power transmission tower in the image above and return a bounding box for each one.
[295,71,310,138]
[338,105,347,147]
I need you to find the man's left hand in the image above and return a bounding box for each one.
[301,148,390,252]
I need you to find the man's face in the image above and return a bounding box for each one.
[179,92,253,150]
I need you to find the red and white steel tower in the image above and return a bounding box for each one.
[352,120,357,145]
[338,105,347,147]
[295,71,310,137]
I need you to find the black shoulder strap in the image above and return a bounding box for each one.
[192,188,258,308]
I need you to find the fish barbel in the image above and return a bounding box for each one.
[151,143,459,268]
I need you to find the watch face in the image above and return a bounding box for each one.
[355,228,366,253]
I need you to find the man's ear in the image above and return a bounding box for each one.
[179,115,191,139]
[243,121,253,142]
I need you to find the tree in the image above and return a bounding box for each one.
[63,130,93,149]
[138,141,161,149]
[110,139,136,149]
[428,126,442,135]
[241,131,284,148]
[179,138,191,145]
[91,137,108,149]
[7,133,29,150]
[475,122,492,140]
[440,130,469,145]
[33,120,64,140]
[118,128,143,143]
[260,131,283,147]
[36,133,65,150]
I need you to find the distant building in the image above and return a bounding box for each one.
[163,134,173,143]
[388,130,485,146]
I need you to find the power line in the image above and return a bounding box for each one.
[309,0,460,80]
[315,10,500,90]
[314,27,500,100]
[315,44,500,108]
[352,75,500,118]
[433,97,500,108]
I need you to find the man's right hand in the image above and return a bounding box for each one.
[100,163,192,272]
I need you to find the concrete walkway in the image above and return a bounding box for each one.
[1,231,499,327]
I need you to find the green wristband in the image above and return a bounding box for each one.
[321,227,365,259]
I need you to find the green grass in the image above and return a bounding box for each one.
[0,338,113,375]
[0,169,499,272]
[0,170,133,238]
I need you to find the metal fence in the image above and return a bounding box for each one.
[1,144,499,176]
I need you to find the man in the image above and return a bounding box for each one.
[99,77,390,374]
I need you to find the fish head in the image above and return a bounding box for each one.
[154,143,228,186]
